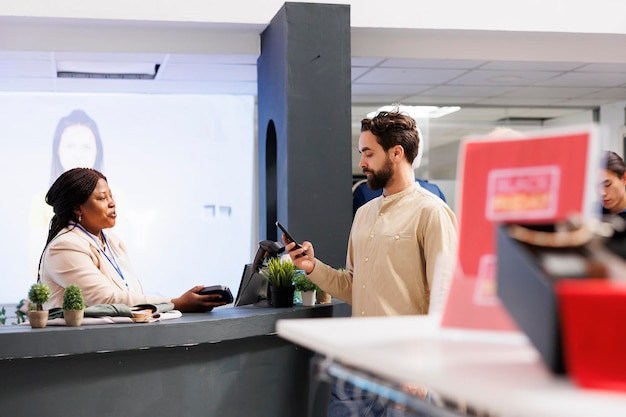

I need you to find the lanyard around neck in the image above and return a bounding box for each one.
[71,223,128,287]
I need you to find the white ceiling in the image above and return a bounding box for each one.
[1,21,626,179]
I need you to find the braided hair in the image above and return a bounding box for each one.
[44,167,107,245]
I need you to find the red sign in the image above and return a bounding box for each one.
[441,125,600,331]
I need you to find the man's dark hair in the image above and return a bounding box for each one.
[605,150,626,178]
[360,110,420,164]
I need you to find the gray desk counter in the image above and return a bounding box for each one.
[0,302,351,417]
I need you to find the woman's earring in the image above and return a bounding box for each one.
[78,214,82,223]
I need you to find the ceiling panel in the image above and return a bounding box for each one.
[400,95,488,105]
[354,67,468,85]
[476,97,564,106]
[579,88,626,99]
[499,86,602,98]
[351,57,386,67]
[422,85,516,97]
[577,63,626,72]
[351,94,411,104]
[351,67,371,80]
[557,98,617,107]
[351,83,431,96]
[380,58,485,69]
[537,72,626,87]
[480,61,584,71]
[447,69,561,86]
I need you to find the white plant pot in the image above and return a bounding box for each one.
[301,290,316,306]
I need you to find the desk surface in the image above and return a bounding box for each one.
[0,301,350,360]
[276,314,626,417]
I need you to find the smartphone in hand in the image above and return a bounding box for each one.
[275,221,307,256]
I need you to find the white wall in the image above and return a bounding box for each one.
[600,101,626,152]
[0,93,255,305]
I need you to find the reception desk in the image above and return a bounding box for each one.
[0,301,351,417]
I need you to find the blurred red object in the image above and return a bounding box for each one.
[557,279,626,392]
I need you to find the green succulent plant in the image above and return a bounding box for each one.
[293,272,318,292]
[62,285,85,311]
[28,283,51,311]
[261,257,300,288]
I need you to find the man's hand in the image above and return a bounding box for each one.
[282,235,316,274]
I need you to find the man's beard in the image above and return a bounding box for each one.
[365,158,393,191]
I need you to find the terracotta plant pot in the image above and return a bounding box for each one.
[28,310,49,328]
[316,291,332,304]
[301,290,316,306]
[64,309,84,327]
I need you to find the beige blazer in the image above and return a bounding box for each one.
[41,225,169,309]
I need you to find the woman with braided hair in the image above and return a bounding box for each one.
[39,167,228,312]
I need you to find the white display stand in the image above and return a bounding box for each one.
[276,315,626,417]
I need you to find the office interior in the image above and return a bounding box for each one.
[2,1,626,416]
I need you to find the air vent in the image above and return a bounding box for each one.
[56,62,160,80]
[496,117,547,126]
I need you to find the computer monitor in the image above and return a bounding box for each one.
[234,239,284,307]
[234,263,269,306]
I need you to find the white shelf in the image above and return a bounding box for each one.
[277,315,626,417]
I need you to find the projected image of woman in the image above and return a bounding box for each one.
[49,109,104,184]
[30,109,106,277]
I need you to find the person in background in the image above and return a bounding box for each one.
[283,110,458,417]
[39,167,227,312]
[602,150,626,219]
[353,178,446,216]
[601,151,626,254]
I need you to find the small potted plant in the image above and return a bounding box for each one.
[62,284,85,327]
[316,289,332,304]
[15,298,29,324]
[27,283,51,328]
[317,269,340,305]
[293,272,318,306]
[261,257,299,308]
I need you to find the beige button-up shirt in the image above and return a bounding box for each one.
[309,183,458,317]
[41,226,170,309]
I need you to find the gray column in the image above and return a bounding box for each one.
[257,2,352,268]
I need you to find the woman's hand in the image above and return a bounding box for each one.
[282,235,316,274]
[172,285,229,312]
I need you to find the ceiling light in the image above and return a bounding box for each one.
[366,105,461,120]
[56,61,160,80]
